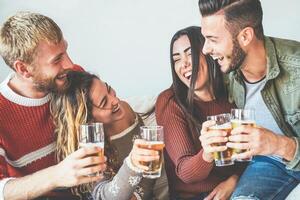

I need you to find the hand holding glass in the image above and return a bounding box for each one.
[79,122,105,176]
[231,108,255,161]
[139,126,165,179]
[207,113,234,166]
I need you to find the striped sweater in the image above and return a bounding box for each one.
[0,73,56,179]
[155,88,246,199]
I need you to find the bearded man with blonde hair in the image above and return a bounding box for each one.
[0,12,106,199]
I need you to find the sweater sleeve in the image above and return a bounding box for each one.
[155,90,214,184]
[0,145,15,200]
[92,156,143,200]
[152,164,169,200]
[0,150,8,180]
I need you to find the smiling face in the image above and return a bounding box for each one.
[201,14,246,73]
[29,39,74,93]
[89,78,125,124]
[172,35,209,90]
[172,35,192,86]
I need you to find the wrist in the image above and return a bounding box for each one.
[276,135,296,161]
[125,154,143,174]
[47,165,61,189]
[202,151,214,163]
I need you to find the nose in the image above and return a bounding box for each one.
[62,54,74,70]
[181,55,191,69]
[202,40,212,55]
[109,91,119,107]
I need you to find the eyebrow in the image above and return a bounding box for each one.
[50,41,68,63]
[172,47,191,56]
[50,53,64,63]
[96,82,110,108]
[206,35,218,40]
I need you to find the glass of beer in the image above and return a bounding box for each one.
[139,126,165,179]
[79,122,105,176]
[231,109,255,161]
[207,113,234,167]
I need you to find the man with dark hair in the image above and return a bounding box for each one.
[198,0,300,199]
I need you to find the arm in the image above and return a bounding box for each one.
[205,174,239,200]
[152,164,169,200]
[92,156,143,200]
[155,94,214,184]
[92,139,159,200]
[3,146,106,200]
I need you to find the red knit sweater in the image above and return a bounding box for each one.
[0,65,84,199]
[0,64,84,179]
[0,86,55,179]
[155,88,246,198]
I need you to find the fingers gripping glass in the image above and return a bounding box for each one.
[231,109,255,162]
[207,113,234,167]
[139,126,165,179]
[79,122,105,176]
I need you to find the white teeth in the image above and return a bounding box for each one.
[184,71,192,78]
[211,56,219,60]
[211,55,224,61]
[57,74,66,79]
[112,104,120,113]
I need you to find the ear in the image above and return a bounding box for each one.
[13,60,33,78]
[237,27,254,47]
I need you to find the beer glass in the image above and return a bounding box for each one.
[79,122,105,176]
[139,126,165,179]
[231,109,255,161]
[207,113,234,166]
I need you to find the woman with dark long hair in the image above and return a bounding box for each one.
[155,26,246,200]
[50,71,169,199]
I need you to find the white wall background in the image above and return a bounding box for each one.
[0,0,299,98]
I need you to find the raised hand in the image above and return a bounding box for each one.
[52,146,107,188]
[227,125,296,161]
[200,120,229,163]
[130,139,160,171]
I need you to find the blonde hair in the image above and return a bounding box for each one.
[51,89,92,196]
[50,71,118,197]
[0,11,62,69]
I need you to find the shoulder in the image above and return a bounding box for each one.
[156,88,179,113]
[156,88,175,107]
[268,36,300,65]
[155,88,185,121]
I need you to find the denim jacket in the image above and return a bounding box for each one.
[225,36,300,170]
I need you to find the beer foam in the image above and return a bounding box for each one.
[79,142,104,148]
[231,119,255,124]
[145,141,164,145]
[209,122,232,130]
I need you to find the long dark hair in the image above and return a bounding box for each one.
[170,26,226,144]
[50,71,118,196]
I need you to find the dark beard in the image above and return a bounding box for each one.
[226,38,246,74]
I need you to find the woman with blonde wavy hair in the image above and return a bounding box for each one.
[50,71,169,200]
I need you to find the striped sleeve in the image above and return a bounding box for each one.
[155,90,214,184]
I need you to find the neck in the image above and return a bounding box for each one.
[104,102,136,137]
[241,39,267,82]
[194,85,215,102]
[9,74,48,98]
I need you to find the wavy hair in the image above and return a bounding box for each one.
[50,71,118,197]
